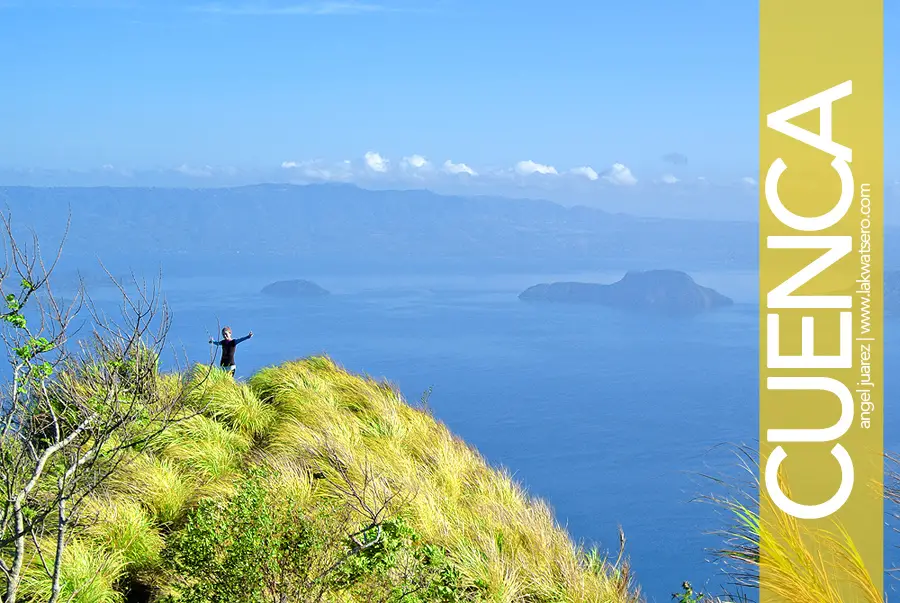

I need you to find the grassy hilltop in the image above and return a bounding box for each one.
[19,356,640,603]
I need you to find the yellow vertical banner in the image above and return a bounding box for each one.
[760,1,883,602]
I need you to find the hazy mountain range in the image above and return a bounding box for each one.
[4,183,894,277]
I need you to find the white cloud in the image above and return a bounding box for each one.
[334,160,353,179]
[307,167,336,180]
[741,176,757,186]
[443,159,477,176]
[175,164,214,178]
[602,163,637,186]
[569,166,599,181]
[281,159,351,181]
[515,160,558,176]
[95,163,133,177]
[401,154,430,170]
[660,173,679,184]
[364,151,389,173]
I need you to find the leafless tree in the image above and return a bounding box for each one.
[0,213,203,603]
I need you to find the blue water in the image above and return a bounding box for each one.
[83,268,898,602]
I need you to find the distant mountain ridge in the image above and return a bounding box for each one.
[2,183,760,274]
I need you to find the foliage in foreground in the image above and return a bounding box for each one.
[704,448,883,603]
[17,357,641,603]
[163,469,460,603]
[0,216,195,603]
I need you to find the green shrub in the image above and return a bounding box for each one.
[333,516,463,602]
[161,469,462,603]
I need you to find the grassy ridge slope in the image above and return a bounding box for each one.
[21,357,640,603]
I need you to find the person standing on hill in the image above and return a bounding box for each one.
[209,326,253,376]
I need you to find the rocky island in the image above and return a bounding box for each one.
[261,279,330,298]
[519,269,733,315]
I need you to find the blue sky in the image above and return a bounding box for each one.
[0,0,896,219]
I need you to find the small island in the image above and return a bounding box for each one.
[261,279,330,298]
[519,269,733,315]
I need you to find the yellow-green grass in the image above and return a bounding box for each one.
[250,358,638,601]
[17,538,127,603]
[81,495,164,574]
[48,356,642,603]
[183,364,276,438]
[711,461,881,603]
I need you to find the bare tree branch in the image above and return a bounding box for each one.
[0,212,208,603]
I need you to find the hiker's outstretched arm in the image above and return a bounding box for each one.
[234,333,253,344]
[209,338,222,346]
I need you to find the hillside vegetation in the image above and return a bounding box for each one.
[22,356,640,603]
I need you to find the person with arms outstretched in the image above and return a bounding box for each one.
[210,326,253,376]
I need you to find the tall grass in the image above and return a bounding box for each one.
[158,414,251,482]
[36,356,900,603]
[60,356,641,603]
[108,455,195,526]
[184,364,276,438]
[17,539,127,603]
[249,356,642,603]
[706,446,882,603]
[81,495,164,574]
